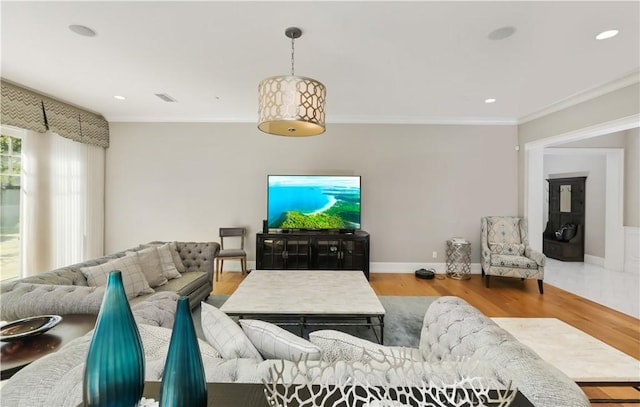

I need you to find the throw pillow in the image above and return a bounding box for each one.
[200,302,263,360]
[169,242,186,273]
[80,254,154,299]
[156,243,182,279]
[130,247,168,288]
[309,330,417,363]
[239,319,321,361]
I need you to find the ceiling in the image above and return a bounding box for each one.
[2,1,639,125]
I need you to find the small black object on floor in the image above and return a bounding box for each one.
[415,268,435,280]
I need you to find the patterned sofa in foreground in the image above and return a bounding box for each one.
[0,296,589,407]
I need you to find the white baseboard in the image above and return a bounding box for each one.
[218,260,257,272]
[369,262,482,274]
[224,261,483,274]
[624,227,639,275]
[370,262,446,273]
[584,255,605,267]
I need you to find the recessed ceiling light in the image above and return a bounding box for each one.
[69,24,96,37]
[114,95,126,101]
[485,98,497,104]
[488,26,516,41]
[596,29,619,40]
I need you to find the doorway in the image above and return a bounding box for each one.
[524,115,638,272]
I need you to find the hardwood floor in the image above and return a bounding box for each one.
[213,271,640,406]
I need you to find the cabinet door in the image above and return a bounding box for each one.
[284,239,310,269]
[258,238,286,269]
[315,239,341,269]
[340,239,367,270]
[543,239,562,260]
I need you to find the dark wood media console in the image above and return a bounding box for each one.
[256,231,370,279]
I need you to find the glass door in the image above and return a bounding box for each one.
[1,132,22,281]
[284,238,310,269]
[315,239,341,269]
[258,238,286,269]
[340,239,367,270]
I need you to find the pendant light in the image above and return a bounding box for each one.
[258,27,326,137]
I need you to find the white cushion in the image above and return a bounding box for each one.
[80,254,154,299]
[130,247,168,288]
[169,242,186,273]
[309,330,420,363]
[156,243,182,280]
[239,319,321,361]
[200,302,263,360]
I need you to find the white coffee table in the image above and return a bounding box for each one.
[492,317,640,403]
[220,270,386,343]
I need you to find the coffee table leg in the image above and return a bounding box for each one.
[369,316,385,345]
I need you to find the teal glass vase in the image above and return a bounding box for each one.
[159,296,207,407]
[83,271,145,407]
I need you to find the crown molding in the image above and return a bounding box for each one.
[108,115,517,126]
[525,113,640,149]
[327,116,517,126]
[107,70,640,126]
[107,116,254,123]
[518,70,640,125]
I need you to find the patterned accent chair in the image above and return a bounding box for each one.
[481,216,545,294]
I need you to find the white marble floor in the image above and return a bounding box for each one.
[544,258,640,319]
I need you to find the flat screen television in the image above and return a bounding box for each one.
[267,175,361,230]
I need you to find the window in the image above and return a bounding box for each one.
[1,132,22,280]
[0,127,104,279]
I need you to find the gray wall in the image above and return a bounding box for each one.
[550,128,639,227]
[518,83,640,215]
[624,128,639,227]
[557,130,626,148]
[105,122,518,266]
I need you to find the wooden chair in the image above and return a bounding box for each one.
[215,227,247,281]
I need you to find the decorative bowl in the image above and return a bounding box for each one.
[0,315,63,342]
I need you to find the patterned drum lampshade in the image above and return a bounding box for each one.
[258,75,326,137]
[258,27,326,137]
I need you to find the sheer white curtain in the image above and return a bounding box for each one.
[21,130,104,276]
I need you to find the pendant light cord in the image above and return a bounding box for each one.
[290,35,295,76]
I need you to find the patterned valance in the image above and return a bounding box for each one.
[1,80,109,148]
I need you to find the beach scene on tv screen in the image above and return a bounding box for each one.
[268,175,361,229]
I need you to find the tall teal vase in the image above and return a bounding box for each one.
[159,296,207,407]
[83,271,145,407]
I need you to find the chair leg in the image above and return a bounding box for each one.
[217,259,223,281]
[485,275,490,288]
[481,268,485,277]
[538,280,544,294]
[241,257,247,276]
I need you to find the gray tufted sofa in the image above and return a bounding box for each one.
[418,297,589,406]
[0,241,220,321]
[305,296,589,407]
[1,296,590,407]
